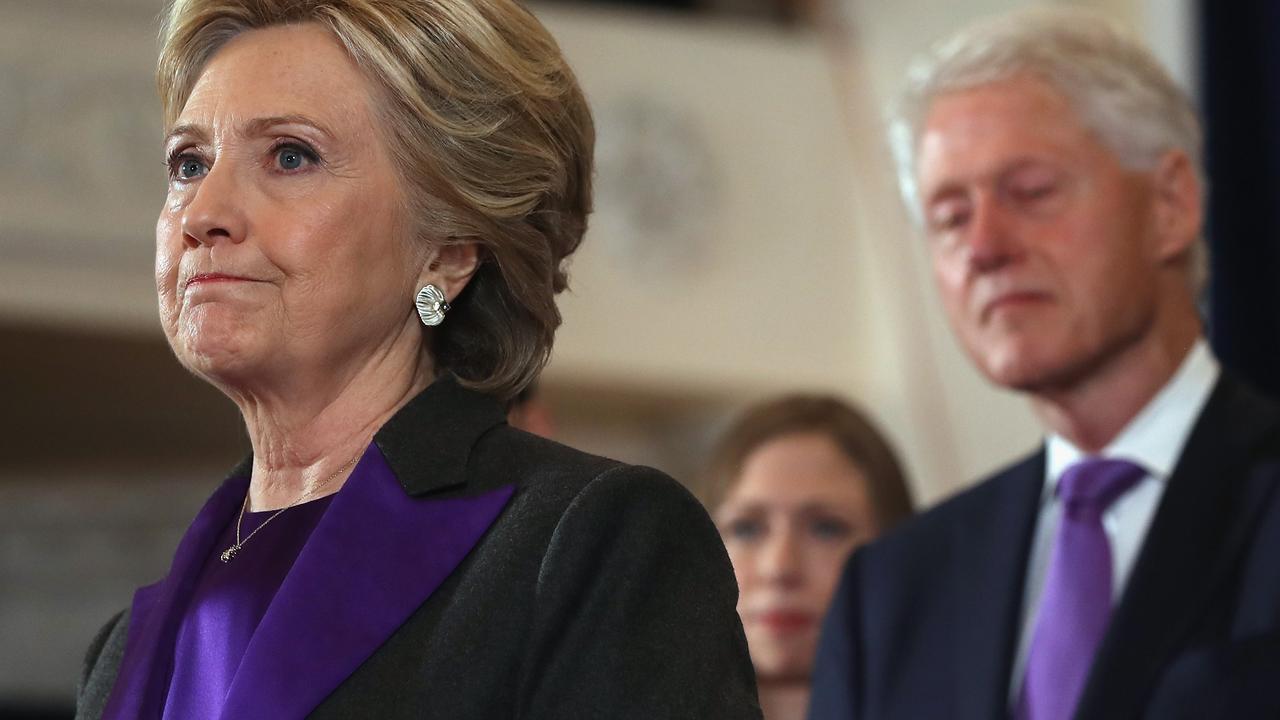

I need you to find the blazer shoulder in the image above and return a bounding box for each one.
[464,425,716,551]
[1200,372,1280,455]
[470,424,633,494]
[548,460,716,553]
[506,443,758,719]
[863,450,1042,566]
[1215,371,1280,422]
[76,608,130,720]
[830,453,1041,642]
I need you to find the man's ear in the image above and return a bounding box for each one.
[1150,149,1203,263]
[417,241,481,301]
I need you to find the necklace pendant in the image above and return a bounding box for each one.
[220,545,239,563]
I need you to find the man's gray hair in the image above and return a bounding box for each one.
[888,7,1207,292]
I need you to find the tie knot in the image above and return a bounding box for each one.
[1056,458,1145,514]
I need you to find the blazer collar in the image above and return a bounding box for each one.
[103,476,250,720]
[224,373,508,497]
[374,373,508,496]
[219,443,514,719]
[106,374,515,720]
[950,450,1045,720]
[1076,373,1280,718]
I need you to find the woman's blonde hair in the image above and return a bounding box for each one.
[158,0,594,400]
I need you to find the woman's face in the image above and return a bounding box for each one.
[715,432,879,682]
[156,24,420,394]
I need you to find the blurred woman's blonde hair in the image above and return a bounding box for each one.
[158,0,594,401]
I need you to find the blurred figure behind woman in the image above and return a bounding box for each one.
[706,395,913,720]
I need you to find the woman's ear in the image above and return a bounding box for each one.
[418,241,481,300]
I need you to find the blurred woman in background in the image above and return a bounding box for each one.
[706,395,913,720]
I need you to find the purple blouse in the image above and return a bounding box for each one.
[160,493,335,720]
[102,441,514,720]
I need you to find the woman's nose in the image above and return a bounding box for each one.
[758,529,804,588]
[180,161,248,249]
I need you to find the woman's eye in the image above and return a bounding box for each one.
[809,517,851,541]
[724,518,765,542]
[274,143,317,172]
[170,154,207,180]
[278,148,303,170]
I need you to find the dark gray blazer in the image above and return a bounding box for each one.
[77,375,762,719]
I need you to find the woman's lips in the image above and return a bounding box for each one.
[184,273,256,291]
[754,610,817,633]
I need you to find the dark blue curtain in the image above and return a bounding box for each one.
[1200,1,1280,398]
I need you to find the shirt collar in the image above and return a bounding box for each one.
[1045,338,1220,494]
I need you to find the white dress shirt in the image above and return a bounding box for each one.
[1006,339,1220,705]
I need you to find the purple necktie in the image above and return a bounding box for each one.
[1015,458,1146,720]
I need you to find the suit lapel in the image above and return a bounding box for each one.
[1076,376,1280,718]
[102,476,249,720]
[218,442,514,720]
[951,452,1045,720]
[218,376,515,719]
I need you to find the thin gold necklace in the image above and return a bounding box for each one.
[220,452,362,563]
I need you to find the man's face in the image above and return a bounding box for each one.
[917,75,1183,393]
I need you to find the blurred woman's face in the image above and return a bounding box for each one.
[156,24,419,394]
[715,432,879,682]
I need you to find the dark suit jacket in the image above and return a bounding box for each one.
[809,374,1280,720]
[76,375,762,719]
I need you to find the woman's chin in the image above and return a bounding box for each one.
[749,644,816,684]
[173,316,265,387]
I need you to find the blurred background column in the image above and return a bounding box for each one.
[1200,0,1280,399]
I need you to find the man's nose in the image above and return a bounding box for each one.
[965,195,1020,273]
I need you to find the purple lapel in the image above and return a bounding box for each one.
[218,442,514,720]
[102,475,250,720]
